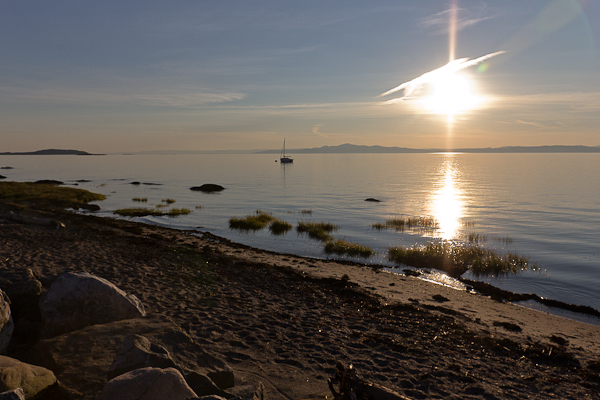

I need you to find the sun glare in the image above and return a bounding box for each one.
[420,72,482,116]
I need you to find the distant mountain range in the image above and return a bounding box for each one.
[256,144,600,154]
[2,145,599,156]
[0,149,103,155]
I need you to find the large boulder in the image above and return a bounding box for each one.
[0,291,14,354]
[99,368,196,400]
[39,272,145,338]
[0,356,56,399]
[107,334,177,380]
[26,316,233,400]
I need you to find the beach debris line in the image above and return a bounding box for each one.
[328,361,411,400]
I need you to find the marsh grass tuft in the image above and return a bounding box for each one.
[162,198,176,204]
[299,209,313,215]
[229,210,275,232]
[492,236,514,244]
[165,208,192,217]
[372,216,439,232]
[324,239,374,258]
[268,219,293,235]
[132,197,148,202]
[296,221,339,242]
[0,181,106,208]
[466,233,487,244]
[388,242,535,278]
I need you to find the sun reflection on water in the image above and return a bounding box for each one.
[429,157,464,240]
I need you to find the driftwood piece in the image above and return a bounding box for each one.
[328,361,412,400]
[2,211,65,229]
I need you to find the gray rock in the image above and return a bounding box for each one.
[99,367,197,400]
[0,388,25,400]
[0,356,56,399]
[26,316,233,400]
[0,269,42,312]
[107,334,177,380]
[0,291,14,354]
[39,272,146,338]
[188,396,227,400]
[184,372,233,399]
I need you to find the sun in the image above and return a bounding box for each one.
[420,71,483,116]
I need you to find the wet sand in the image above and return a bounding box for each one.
[1,204,599,399]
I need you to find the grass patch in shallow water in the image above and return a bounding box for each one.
[268,219,293,235]
[0,181,106,208]
[372,216,439,232]
[324,239,374,258]
[132,197,148,203]
[229,211,275,232]
[388,242,535,278]
[162,198,176,204]
[296,221,339,242]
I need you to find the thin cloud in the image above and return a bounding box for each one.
[1,85,245,108]
[421,7,494,35]
[516,120,564,129]
[378,51,506,101]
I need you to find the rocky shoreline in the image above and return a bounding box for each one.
[1,204,599,399]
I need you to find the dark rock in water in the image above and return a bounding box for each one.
[33,180,63,185]
[0,166,14,170]
[364,198,381,202]
[77,203,101,212]
[0,176,5,180]
[130,182,141,185]
[190,184,225,193]
[75,179,91,183]
[142,182,162,186]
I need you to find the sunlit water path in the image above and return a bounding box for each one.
[2,153,599,320]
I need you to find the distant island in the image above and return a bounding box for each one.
[0,149,104,156]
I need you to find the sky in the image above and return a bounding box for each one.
[1,0,599,153]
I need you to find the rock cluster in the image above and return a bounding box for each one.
[0,270,258,400]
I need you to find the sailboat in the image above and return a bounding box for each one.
[280,139,293,163]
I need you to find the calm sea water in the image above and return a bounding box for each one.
[2,153,599,317]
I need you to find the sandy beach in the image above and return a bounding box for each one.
[1,203,600,399]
